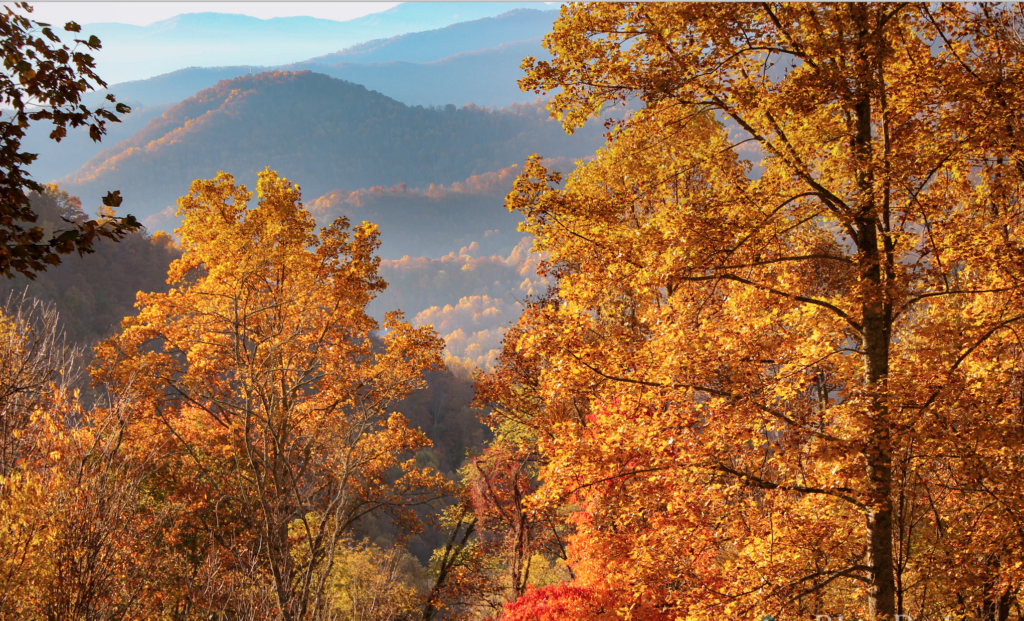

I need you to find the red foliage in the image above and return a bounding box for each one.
[495,584,671,621]
[466,442,540,599]
[497,584,605,621]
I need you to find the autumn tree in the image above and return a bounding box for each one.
[0,295,173,619]
[0,2,138,278]
[92,169,447,620]
[320,539,424,621]
[422,503,484,621]
[484,3,1024,620]
[0,292,79,476]
[419,372,576,620]
[465,422,574,599]
[0,398,174,619]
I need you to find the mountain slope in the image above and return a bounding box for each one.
[83,3,552,83]
[89,9,556,108]
[305,157,582,260]
[62,71,603,227]
[300,39,548,108]
[307,164,525,260]
[23,102,173,184]
[86,67,267,107]
[306,9,556,65]
[87,38,548,110]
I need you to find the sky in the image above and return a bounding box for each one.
[25,2,401,26]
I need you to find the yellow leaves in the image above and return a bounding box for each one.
[87,168,451,613]
[0,384,165,615]
[488,4,1024,618]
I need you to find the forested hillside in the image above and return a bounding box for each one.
[84,66,266,107]
[375,238,552,372]
[62,71,603,225]
[0,188,179,346]
[306,161,557,259]
[26,9,560,188]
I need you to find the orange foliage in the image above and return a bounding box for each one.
[92,168,447,618]
[478,3,1024,621]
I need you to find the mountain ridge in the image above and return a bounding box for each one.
[81,2,553,83]
[34,9,561,187]
[86,9,556,108]
[62,71,603,229]
[305,8,555,65]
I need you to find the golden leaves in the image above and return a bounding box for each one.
[90,168,447,616]
[487,3,1024,619]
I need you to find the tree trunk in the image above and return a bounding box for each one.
[851,10,896,614]
[862,282,895,621]
[860,210,895,621]
[982,557,1013,621]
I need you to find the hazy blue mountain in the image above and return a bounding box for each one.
[306,157,580,260]
[299,39,549,108]
[82,3,553,83]
[83,39,548,111]
[86,9,556,107]
[305,8,556,65]
[85,67,263,107]
[312,186,526,260]
[61,71,603,230]
[34,8,557,192]
[22,102,173,185]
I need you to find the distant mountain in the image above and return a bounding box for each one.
[22,102,174,184]
[306,9,556,65]
[87,9,556,108]
[82,3,554,83]
[299,39,549,108]
[61,71,603,229]
[84,41,547,110]
[324,2,554,43]
[33,8,561,214]
[308,165,524,260]
[307,157,582,260]
[85,67,268,107]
